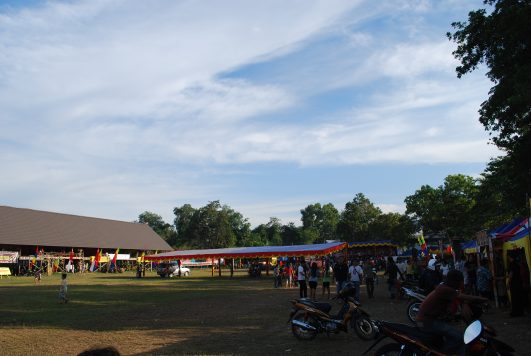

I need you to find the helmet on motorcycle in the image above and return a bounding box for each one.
[427,259,440,271]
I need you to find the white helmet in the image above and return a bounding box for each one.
[427,259,440,271]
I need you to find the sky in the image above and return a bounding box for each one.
[0,0,500,227]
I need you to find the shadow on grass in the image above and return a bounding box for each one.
[0,275,275,332]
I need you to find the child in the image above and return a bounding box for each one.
[34,268,41,284]
[59,273,68,303]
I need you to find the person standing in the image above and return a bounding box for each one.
[385,256,403,300]
[333,258,348,295]
[286,263,293,288]
[321,262,332,299]
[273,264,280,288]
[476,258,493,300]
[59,273,68,303]
[298,260,308,298]
[308,262,319,300]
[349,260,363,303]
[363,261,376,298]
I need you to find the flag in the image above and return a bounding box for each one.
[35,246,39,256]
[69,249,74,264]
[417,230,427,256]
[90,249,101,272]
[110,248,119,270]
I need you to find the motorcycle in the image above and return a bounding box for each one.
[364,319,513,355]
[288,282,375,341]
[402,285,490,325]
[401,285,426,323]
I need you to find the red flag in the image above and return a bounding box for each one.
[95,249,101,267]
[35,246,39,256]
[111,248,119,265]
[69,249,74,263]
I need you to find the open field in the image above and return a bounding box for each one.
[1,270,530,355]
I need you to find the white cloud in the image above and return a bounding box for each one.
[0,1,500,226]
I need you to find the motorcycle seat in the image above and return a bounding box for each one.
[380,321,443,346]
[298,299,332,314]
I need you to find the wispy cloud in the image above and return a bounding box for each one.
[0,0,497,225]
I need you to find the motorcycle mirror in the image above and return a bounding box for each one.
[463,320,482,345]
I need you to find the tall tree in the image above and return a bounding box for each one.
[137,211,177,246]
[447,0,531,152]
[367,213,416,246]
[320,203,340,242]
[405,174,479,239]
[300,203,339,243]
[448,0,531,215]
[173,204,196,247]
[281,222,303,245]
[186,201,235,249]
[337,193,382,242]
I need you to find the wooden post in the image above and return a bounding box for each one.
[488,237,499,308]
[218,258,222,277]
[211,258,214,277]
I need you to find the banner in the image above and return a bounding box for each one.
[0,251,19,264]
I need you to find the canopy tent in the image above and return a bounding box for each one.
[490,217,529,240]
[144,242,347,261]
[348,240,398,248]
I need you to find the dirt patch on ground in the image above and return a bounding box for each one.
[0,273,530,355]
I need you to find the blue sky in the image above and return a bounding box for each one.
[0,0,500,227]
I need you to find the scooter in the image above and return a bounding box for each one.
[402,285,426,323]
[364,319,514,355]
[288,282,375,341]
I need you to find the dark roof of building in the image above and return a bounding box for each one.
[0,206,172,251]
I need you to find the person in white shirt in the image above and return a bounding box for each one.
[348,260,364,302]
[297,260,308,298]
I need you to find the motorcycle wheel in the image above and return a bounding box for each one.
[407,301,421,324]
[352,317,375,340]
[374,343,405,355]
[291,314,318,341]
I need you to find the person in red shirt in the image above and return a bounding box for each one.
[416,269,487,353]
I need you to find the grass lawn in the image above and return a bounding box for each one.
[0,270,529,355]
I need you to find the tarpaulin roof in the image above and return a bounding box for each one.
[491,217,528,240]
[348,240,398,248]
[145,241,347,261]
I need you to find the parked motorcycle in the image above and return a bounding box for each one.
[401,285,426,323]
[364,319,514,355]
[288,282,375,341]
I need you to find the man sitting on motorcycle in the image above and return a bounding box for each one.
[416,269,488,354]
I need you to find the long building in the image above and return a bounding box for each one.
[0,205,172,256]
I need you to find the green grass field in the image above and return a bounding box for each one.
[1,270,528,355]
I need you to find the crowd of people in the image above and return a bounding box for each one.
[275,252,528,354]
[273,251,529,318]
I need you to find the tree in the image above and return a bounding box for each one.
[224,207,252,247]
[367,213,416,246]
[186,201,235,249]
[320,203,340,242]
[337,193,382,242]
[474,156,526,228]
[281,222,303,245]
[300,203,340,243]
[404,185,444,233]
[405,174,479,239]
[137,211,177,247]
[447,0,531,216]
[173,204,196,247]
[447,0,531,152]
